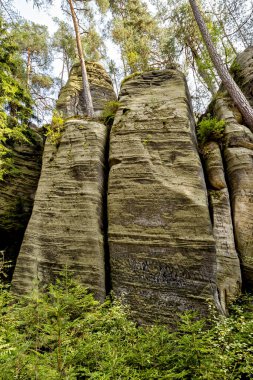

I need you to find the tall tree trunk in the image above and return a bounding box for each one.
[67,0,94,117]
[189,0,253,131]
[61,51,65,88]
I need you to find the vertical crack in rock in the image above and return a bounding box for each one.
[103,125,112,295]
[108,69,219,324]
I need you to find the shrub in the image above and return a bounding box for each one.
[101,100,120,127]
[197,115,225,144]
[45,112,65,146]
[1,274,253,379]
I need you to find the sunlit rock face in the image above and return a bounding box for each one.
[56,61,117,118]
[107,70,220,324]
[12,119,108,301]
[0,128,43,281]
[12,62,116,300]
[11,52,253,324]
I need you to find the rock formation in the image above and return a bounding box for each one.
[56,61,117,117]
[0,128,43,280]
[206,47,253,291]
[202,142,241,313]
[12,62,116,300]
[108,70,220,324]
[10,53,253,324]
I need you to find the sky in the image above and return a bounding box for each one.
[13,0,63,34]
[12,0,122,76]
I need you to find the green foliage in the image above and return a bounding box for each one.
[121,71,143,85]
[0,17,33,181]
[197,116,226,144]
[110,0,160,74]
[45,112,65,145]
[52,18,76,74]
[1,274,253,379]
[101,100,120,126]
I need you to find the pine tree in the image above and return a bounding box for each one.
[0,16,33,180]
[110,0,160,74]
[66,0,95,117]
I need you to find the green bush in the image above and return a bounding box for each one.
[197,116,225,144]
[45,111,65,146]
[1,274,253,379]
[101,100,120,127]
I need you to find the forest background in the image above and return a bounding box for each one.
[1,0,253,125]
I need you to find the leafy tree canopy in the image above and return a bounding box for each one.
[0,16,33,180]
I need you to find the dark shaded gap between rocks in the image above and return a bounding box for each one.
[102,125,112,296]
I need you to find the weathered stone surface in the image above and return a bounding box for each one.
[203,141,226,190]
[0,128,43,280]
[12,119,108,300]
[57,62,116,117]
[108,70,219,324]
[210,48,253,290]
[223,122,253,289]
[231,47,253,110]
[209,188,241,313]
[203,142,241,313]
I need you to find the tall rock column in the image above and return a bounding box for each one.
[202,141,241,313]
[12,62,116,300]
[108,70,219,324]
[210,47,253,290]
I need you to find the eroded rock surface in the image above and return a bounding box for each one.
[12,120,108,300]
[0,128,43,280]
[57,62,116,117]
[209,48,253,290]
[108,70,219,324]
[203,142,241,313]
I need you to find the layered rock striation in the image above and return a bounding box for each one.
[56,61,117,117]
[12,119,109,300]
[202,141,241,313]
[108,70,219,324]
[10,54,253,323]
[207,47,253,291]
[12,62,116,300]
